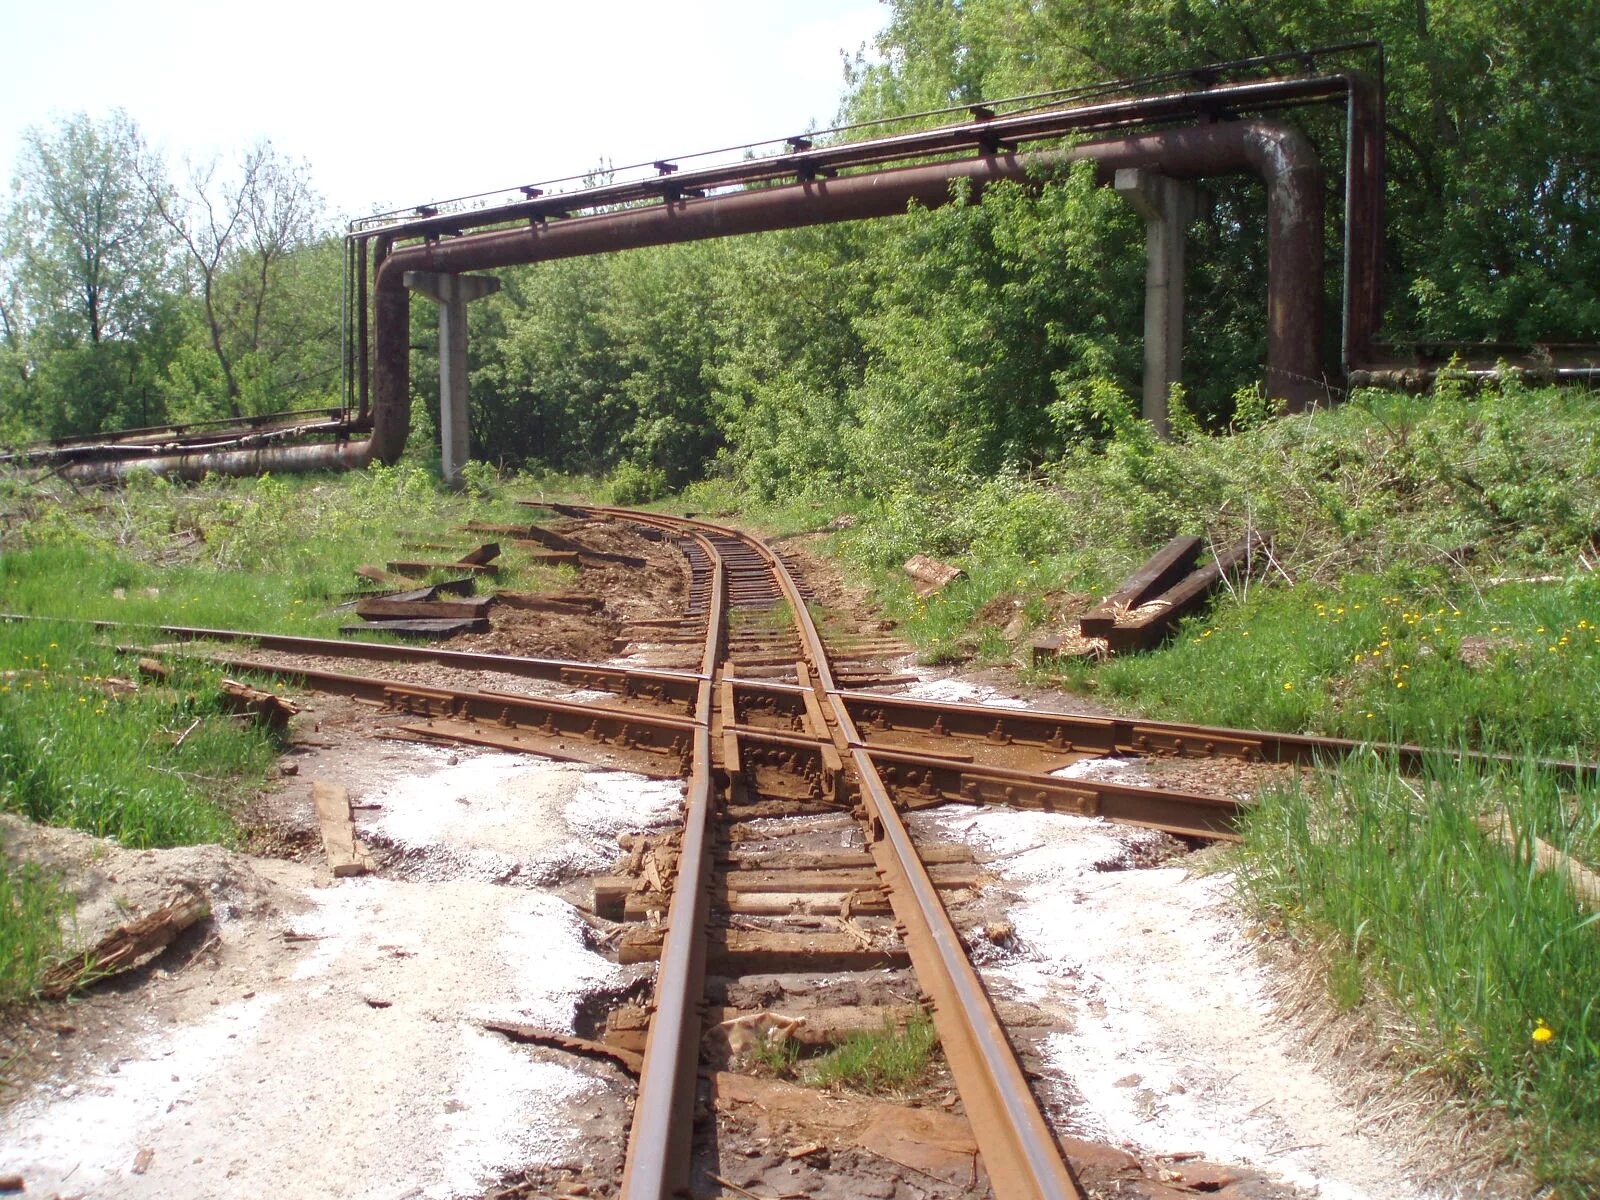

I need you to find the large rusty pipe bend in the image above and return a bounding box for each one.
[370,121,1325,462]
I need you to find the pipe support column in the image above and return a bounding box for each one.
[402,270,501,487]
[1114,169,1202,437]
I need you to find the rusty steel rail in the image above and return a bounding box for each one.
[577,506,1085,1200]
[10,610,1592,787]
[727,676,1600,787]
[0,614,702,710]
[620,524,725,1198]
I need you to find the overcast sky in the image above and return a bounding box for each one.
[0,0,888,221]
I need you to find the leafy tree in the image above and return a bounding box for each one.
[1,111,180,436]
[145,141,328,418]
[6,111,172,349]
[847,0,1600,345]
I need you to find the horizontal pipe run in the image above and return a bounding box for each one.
[60,439,375,484]
[373,122,1325,460]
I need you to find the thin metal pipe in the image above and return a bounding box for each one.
[357,236,370,423]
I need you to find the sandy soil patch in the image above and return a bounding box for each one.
[912,805,1468,1200]
[0,746,678,1199]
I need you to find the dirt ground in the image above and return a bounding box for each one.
[0,517,1534,1200]
[0,734,670,1200]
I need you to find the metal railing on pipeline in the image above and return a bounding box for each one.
[348,41,1383,236]
[337,42,1395,426]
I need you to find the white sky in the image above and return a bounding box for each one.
[0,0,888,221]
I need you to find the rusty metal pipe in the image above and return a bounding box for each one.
[372,121,1326,456]
[61,439,374,483]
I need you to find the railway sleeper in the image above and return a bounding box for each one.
[618,926,909,973]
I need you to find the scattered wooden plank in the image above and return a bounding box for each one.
[312,781,375,878]
[1103,531,1267,653]
[455,542,501,567]
[716,865,981,894]
[704,1000,1052,1051]
[340,617,490,639]
[619,927,907,972]
[355,595,492,621]
[1032,629,1107,665]
[355,564,404,587]
[219,678,300,730]
[903,554,964,597]
[1079,535,1203,638]
[708,1072,978,1186]
[493,590,603,615]
[39,892,211,999]
[481,1020,643,1075]
[513,524,586,553]
[460,521,536,537]
[508,545,580,568]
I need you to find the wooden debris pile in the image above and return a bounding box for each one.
[346,544,498,640]
[39,890,211,1000]
[903,554,964,597]
[1034,530,1268,662]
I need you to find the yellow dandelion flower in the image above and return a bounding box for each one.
[1283,682,1294,691]
[1532,1021,1554,1044]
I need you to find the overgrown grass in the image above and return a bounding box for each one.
[1044,572,1600,757]
[0,858,69,1006]
[1239,756,1600,1192]
[801,1013,940,1095]
[0,618,274,847]
[0,463,575,635]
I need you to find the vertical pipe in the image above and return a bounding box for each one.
[337,236,350,419]
[357,236,371,424]
[1341,71,1385,370]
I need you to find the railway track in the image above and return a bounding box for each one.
[9,504,1597,1198]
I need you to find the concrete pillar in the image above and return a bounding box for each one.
[1113,169,1202,438]
[402,270,502,487]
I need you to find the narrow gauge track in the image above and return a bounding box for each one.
[8,505,1599,1196]
[556,512,1081,1200]
[584,507,1085,1200]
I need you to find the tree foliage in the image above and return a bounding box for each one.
[3,5,1594,487]
[0,113,340,443]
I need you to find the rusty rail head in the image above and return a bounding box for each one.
[585,506,1087,1200]
[619,531,724,1200]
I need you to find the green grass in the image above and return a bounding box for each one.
[0,618,274,847]
[801,1013,940,1096]
[1239,755,1600,1193]
[0,857,69,1006]
[0,462,578,636]
[0,461,614,1011]
[1037,572,1600,758]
